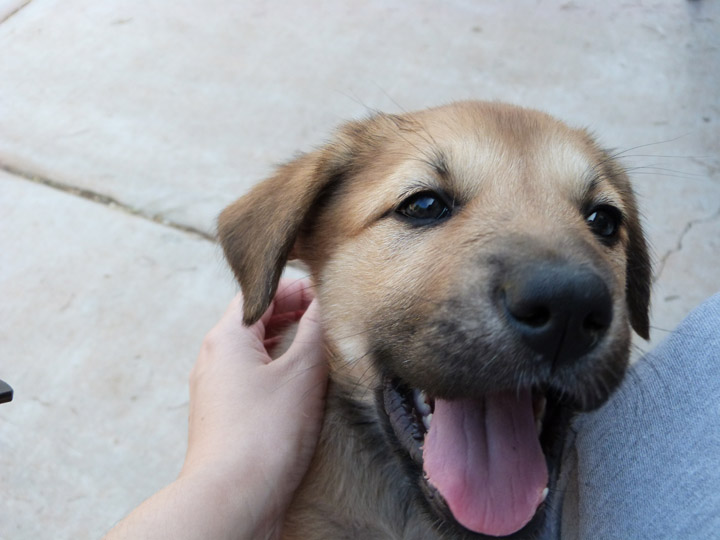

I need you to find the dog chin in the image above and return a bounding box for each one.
[379,374,574,539]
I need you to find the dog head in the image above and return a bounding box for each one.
[219,102,651,538]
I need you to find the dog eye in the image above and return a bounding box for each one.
[586,205,621,241]
[396,191,450,224]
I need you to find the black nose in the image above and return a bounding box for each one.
[502,263,613,365]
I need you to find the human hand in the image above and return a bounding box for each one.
[104,279,328,540]
[182,278,328,537]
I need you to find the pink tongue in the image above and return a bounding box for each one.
[422,390,548,537]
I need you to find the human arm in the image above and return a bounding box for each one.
[104,279,328,540]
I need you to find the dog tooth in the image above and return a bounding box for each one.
[541,487,549,503]
[414,389,431,416]
[422,412,433,431]
[417,401,431,416]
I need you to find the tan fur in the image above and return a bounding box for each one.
[218,102,651,539]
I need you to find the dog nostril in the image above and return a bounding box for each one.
[510,304,550,328]
[583,311,610,333]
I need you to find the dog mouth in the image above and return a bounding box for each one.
[382,377,570,538]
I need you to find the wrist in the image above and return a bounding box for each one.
[178,459,286,540]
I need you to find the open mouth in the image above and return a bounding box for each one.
[382,377,571,538]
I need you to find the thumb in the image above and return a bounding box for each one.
[282,300,327,372]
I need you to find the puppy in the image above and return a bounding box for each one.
[218,102,651,539]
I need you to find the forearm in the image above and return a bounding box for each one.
[103,468,272,540]
[104,287,324,540]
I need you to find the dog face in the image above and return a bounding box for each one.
[219,102,651,538]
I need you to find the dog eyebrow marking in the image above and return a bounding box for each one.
[431,150,450,179]
[581,168,625,215]
[382,112,450,179]
[586,169,603,194]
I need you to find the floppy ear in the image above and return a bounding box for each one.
[597,149,653,339]
[598,151,652,339]
[217,123,366,325]
[624,205,652,339]
[608,162,652,339]
[218,154,332,325]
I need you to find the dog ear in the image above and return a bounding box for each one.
[599,152,652,339]
[218,153,335,325]
[624,207,652,339]
[217,124,366,325]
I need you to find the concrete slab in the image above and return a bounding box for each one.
[638,161,720,351]
[0,170,240,537]
[1,0,717,232]
[0,0,28,22]
[1,1,718,537]
[650,204,720,343]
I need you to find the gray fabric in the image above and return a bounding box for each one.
[557,293,720,539]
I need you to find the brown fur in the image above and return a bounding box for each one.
[218,102,651,539]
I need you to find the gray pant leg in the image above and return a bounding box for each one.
[558,293,720,539]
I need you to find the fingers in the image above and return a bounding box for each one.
[271,278,315,316]
[205,278,317,364]
[206,292,268,355]
[257,277,314,338]
[264,311,303,342]
[283,300,327,372]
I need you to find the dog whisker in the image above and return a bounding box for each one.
[623,169,705,181]
[603,135,690,161]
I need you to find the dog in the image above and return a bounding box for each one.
[218,101,651,539]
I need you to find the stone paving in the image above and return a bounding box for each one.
[1,1,718,537]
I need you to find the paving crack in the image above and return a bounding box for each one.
[654,206,720,283]
[0,162,216,243]
[0,0,32,24]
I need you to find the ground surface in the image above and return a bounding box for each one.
[1,1,718,537]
